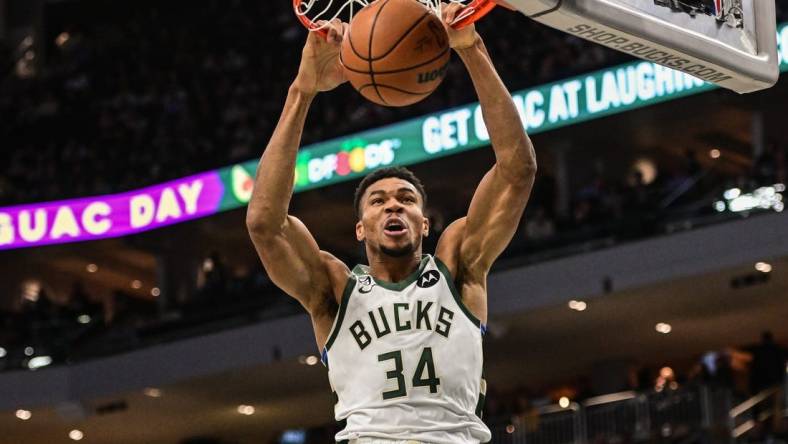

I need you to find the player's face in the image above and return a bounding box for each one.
[356,178,429,258]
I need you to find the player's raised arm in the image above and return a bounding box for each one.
[246,21,349,313]
[436,6,537,280]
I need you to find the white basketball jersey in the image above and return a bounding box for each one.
[321,255,491,444]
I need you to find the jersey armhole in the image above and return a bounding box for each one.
[323,274,356,353]
[433,256,483,330]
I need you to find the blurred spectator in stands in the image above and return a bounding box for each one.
[196,252,228,304]
[529,173,558,217]
[511,391,541,434]
[624,170,651,213]
[601,183,625,222]
[572,199,593,228]
[755,140,787,185]
[524,206,556,242]
[636,365,655,391]
[683,148,702,177]
[754,142,779,185]
[712,352,736,391]
[105,290,151,326]
[662,148,703,203]
[576,160,609,207]
[747,331,787,395]
[19,283,55,325]
[776,141,788,185]
[482,386,511,428]
[66,280,103,321]
[688,351,736,393]
[618,169,658,237]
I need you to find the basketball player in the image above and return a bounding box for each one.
[246,4,536,443]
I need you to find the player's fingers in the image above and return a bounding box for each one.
[329,18,344,44]
[327,25,338,43]
[306,29,320,47]
[308,20,324,43]
[442,3,462,24]
[442,6,455,23]
[341,22,350,41]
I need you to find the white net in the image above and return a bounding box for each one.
[294,0,476,31]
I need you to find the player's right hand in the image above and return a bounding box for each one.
[293,19,349,95]
[441,2,480,50]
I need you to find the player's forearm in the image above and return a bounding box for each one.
[246,84,315,234]
[456,38,537,182]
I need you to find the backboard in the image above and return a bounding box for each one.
[504,0,779,93]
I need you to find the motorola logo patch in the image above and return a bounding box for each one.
[417,270,440,288]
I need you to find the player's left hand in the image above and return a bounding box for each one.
[441,2,480,50]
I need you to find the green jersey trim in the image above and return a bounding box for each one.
[475,377,488,418]
[324,274,357,352]
[434,256,482,329]
[352,255,430,291]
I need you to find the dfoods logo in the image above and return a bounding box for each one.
[296,138,401,186]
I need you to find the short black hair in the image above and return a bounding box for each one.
[353,167,427,218]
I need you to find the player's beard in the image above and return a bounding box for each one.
[380,240,416,258]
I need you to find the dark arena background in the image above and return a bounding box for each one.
[1,0,788,443]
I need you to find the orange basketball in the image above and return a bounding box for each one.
[340,0,451,107]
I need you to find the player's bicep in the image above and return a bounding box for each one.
[248,215,331,310]
[461,165,534,271]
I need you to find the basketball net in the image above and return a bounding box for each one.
[294,0,489,34]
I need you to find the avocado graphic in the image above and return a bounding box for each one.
[231,165,254,203]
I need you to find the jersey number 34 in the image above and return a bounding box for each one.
[378,347,440,399]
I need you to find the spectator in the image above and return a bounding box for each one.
[756,140,788,185]
[198,252,228,300]
[524,206,556,241]
[748,331,787,395]
[66,280,103,320]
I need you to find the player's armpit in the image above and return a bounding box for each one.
[435,217,489,324]
[248,215,346,313]
[435,218,466,280]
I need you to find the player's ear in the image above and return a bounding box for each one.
[356,219,365,242]
[422,215,430,238]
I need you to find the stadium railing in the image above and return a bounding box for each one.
[489,382,788,443]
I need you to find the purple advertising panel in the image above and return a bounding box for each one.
[0,172,224,250]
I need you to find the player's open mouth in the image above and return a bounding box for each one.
[383,219,408,237]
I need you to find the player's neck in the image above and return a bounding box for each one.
[366,250,423,284]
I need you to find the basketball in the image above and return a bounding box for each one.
[340,0,451,107]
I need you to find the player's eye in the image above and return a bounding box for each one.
[371,198,383,205]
